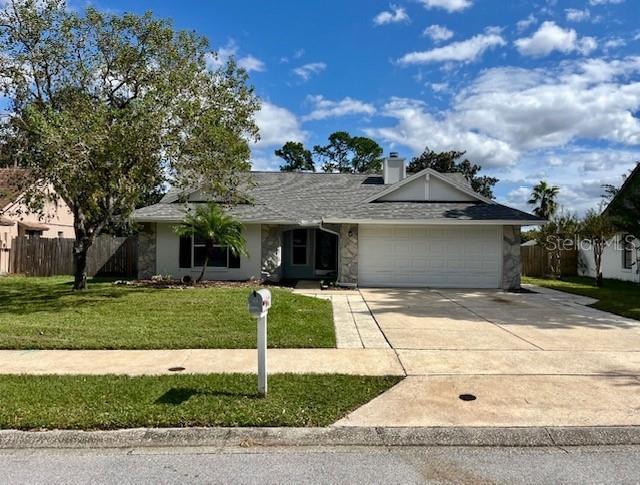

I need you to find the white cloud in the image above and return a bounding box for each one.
[565,8,590,22]
[589,0,625,4]
[498,147,640,214]
[365,97,519,167]
[423,24,454,42]
[238,55,266,73]
[205,40,265,72]
[292,62,327,81]
[366,56,640,176]
[603,37,626,51]
[373,5,409,26]
[454,59,640,151]
[205,42,237,70]
[303,95,376,121]
[516,14,537,33]
[398,31,505,65]
[253,101,306,148]
[279,49,304,64]
[418,0,472,13]
[515,21,598,57]
[431,82,449,93]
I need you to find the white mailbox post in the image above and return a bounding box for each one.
[247,289,272,396]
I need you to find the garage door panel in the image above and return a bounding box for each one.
[359,225,501,288]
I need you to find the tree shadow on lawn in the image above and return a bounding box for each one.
[155,387,261,405]
[0,277,151,317]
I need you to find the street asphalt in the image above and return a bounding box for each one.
[1,445,640,484]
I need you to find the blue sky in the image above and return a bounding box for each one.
[81,1,640,212]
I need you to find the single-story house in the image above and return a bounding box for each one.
[132,154,544,289]
[579,163,639,283]
[0,168,75,274]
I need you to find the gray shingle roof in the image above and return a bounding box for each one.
[133,171,544,224]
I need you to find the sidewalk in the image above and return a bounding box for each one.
[293,285,389,349]
[0,348,404,376]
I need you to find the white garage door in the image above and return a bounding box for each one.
[358,225,501,288]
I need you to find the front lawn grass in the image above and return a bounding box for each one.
[0,276,335,349]
[523,275,640,321]
[0,374,401,429]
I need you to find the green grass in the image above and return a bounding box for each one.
[523,275,640,321]
[0,374,401,430]
[0,276,335,349]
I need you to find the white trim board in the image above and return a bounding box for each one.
[362,168,494,205]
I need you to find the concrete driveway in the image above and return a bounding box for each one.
[337,286,640,427]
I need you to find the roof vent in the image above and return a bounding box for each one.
[383,153,406,185]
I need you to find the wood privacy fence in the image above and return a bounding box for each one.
[8,236,137,277]
[521,245,578,277]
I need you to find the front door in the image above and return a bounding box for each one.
[315,230,338,276]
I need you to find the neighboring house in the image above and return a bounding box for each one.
[0,169,75,274]
[132,154,544,289]
[521,240,537,247]
[579,163,640,283]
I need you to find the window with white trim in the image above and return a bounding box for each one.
[192,235,240,269]
[291,229,308,265]
[622,234,634,270]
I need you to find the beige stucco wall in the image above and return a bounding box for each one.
[1,190,74,244]
[0,188,74,273]
[154,222,262,281]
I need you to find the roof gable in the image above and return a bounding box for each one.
[365,168,492,204]
[604,162,640,215]
[0,169,29,210]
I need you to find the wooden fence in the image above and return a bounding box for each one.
[521,245,577,277]
[8,235,137,277]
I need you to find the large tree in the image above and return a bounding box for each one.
[275,141,315,172]
[407,148,498,198]
[528,180,560,220]
[0,0,259,289]
[313,131,383,173]
[535,213,579,278]
[580,210,616,287]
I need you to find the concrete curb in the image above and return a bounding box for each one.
[1,426,640,449]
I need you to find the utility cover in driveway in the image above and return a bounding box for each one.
[358,225,501,288]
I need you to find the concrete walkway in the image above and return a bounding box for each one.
[293,285,389,349]
[336,374,640,427]
[0,348,404,376]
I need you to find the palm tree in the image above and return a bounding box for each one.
[528,180,560,219]
[174,203,248,283]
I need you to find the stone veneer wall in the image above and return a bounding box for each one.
[137,222,157,280]
[502,225,521,290]
[261,224,282,281]
[338,224,358,285]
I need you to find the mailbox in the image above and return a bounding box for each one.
[248,288,272,396]
[248,289,272,317]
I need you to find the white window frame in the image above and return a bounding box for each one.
[622,234,634,271]
[291,229,308,266]
[192,236,229,269]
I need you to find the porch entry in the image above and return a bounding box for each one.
[282,228,338,280]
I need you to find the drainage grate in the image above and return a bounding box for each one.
[168,366,186,372]
[459,393,477,401]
